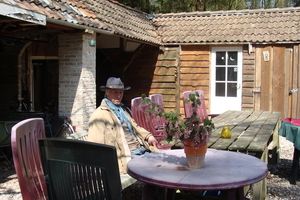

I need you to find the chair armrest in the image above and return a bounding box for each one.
[66,130,88,140]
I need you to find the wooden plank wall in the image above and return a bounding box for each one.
[124,45,179,112]
[179,45,210,116]
[242,45,255,110]
[292,44,300,118]
[254,44,297,120]
[150,46,179,112]
[272,46,287,118]
[125,44,299,120]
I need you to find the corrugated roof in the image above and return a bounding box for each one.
[0,0,161,45]
[153,7,300,45]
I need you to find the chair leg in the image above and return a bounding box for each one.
[0,148,10,163]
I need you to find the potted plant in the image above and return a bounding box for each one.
[140,91,215,168]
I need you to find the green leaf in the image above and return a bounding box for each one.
[184,99,190,103]
[189,93,196,101]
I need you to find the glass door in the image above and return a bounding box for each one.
[210,47,242,114]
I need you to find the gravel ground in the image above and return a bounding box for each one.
[1,136,299,200]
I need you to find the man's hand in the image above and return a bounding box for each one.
[147,135,158,148]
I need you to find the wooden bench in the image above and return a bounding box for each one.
[67,130,137,189]
[209,110,281,200]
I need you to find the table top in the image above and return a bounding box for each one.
[127,149,267,191]
[209,110,281,152]
[279,120,300,150]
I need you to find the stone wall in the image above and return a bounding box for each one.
[58,33,96,131]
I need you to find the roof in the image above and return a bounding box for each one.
[1,1,300,46]
[153,7,300,45]
[0,0,160,45]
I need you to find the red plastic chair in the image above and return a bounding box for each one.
[149,94,165,133]
[183,90,217,123]
[131,97,148,129]
[131,96,170,149]
[131,96,164,136]
[11,118,48,200]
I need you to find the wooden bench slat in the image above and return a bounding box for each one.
[228,111,269,151]
[247,112,281,152]
[210,110,260,149]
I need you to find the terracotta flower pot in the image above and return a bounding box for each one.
[184,140,207,169]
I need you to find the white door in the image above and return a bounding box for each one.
[210,47,242,114]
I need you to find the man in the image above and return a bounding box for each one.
[87,77,159,174]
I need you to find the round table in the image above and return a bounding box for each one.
[127,149,267,200]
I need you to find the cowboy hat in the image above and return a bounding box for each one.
[100,77,131,91]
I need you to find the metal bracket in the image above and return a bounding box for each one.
[290,89,298,93]
[253,88,261,93]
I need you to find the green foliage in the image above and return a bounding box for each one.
[116,0,299,13]
[141,91,214,147]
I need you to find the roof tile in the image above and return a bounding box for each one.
[2,0,160,45]
[153,7,300,44]
[2,0,300,45]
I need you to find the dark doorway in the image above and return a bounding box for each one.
[33,60,58,114]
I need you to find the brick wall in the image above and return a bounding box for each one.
[58,33,96,131]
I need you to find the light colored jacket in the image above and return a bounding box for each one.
[87,100,159,174]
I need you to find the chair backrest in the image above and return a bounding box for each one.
[149,94,165,133]
[182,90,208,123]
[39,138,122,200]
[131,97,152,131]
[149,94,164,110]
[131,96,164,136]
[11,118,48,200]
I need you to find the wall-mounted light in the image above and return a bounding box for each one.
[89,38,96,47]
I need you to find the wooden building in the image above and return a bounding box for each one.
[123,8,300,120]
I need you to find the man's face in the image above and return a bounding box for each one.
[106,89,124,105]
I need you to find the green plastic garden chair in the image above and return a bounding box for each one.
[38,138,122,200]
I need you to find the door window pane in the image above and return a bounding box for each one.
[227,83,237,97]
[227,67,237,81]
[216,83,225,96]
[216,52,226,65]
[228,52,237,65]
[216,67,225,81]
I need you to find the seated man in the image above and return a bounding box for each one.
[87,77,159,174]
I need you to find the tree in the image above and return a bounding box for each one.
[118,0,155,13]
[116,0,300,13]
[246,0,296,8]
[204,0,246,10]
